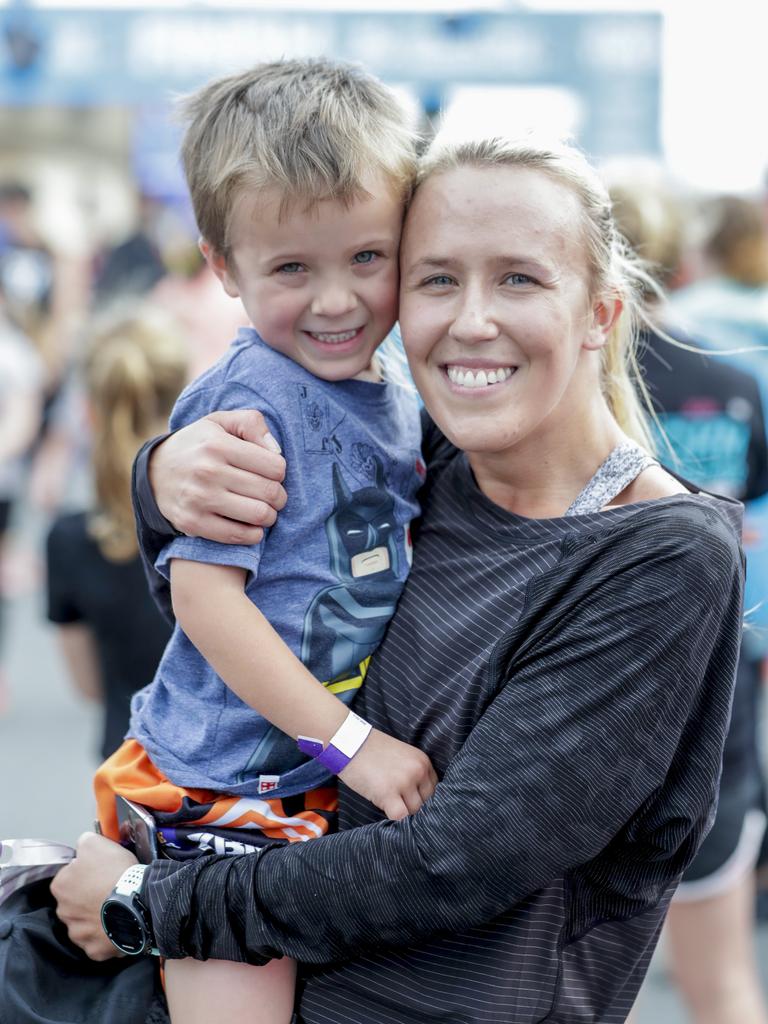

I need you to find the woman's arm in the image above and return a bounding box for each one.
[54,511,742,963]
[142,513,743,965]
[133,408,439,575]
[55,623,103,703]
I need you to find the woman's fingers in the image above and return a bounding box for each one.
[222,465,287,510]
[206,409,282,453]
[150,412,289,538]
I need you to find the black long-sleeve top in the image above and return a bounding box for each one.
[132,431,744,1023]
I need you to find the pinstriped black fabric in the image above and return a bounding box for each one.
[144,448,744,1024]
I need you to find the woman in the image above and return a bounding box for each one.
[53,137,744,1024]
[46,309,186,761]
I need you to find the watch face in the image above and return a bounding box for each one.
[102,899,146,955]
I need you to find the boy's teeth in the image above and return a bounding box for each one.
[309,329,358,343]
[447,366,514,388]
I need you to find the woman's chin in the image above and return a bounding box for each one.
[436,414,522,457]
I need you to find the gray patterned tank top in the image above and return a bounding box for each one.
[565,441,657,517]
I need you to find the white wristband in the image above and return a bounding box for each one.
[330,711,373,759]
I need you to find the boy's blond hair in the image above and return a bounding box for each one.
[179,58,418,258]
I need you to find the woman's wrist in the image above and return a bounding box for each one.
[133,435,180,537]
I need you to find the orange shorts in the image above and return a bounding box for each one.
[94,739,338,849]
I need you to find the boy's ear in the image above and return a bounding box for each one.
[584,293,623,351]
[199,238,240,298]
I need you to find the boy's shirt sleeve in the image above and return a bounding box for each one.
[155,535,263,581]
[154,380,283,581]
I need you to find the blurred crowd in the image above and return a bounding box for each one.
[1,152,768,1022]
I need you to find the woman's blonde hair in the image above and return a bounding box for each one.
[84,307,188,562]
[415,136,660,450]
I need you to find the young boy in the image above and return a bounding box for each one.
[93,59,435,1022]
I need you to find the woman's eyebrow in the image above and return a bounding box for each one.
[493,255,551,273]
[407,255,553,275]
[406,256,462,272]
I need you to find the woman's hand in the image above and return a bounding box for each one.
[150,410,288,545]
[339,728,439,820]
[50,831,138,961]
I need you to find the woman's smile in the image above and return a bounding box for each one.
[443,363,517,391]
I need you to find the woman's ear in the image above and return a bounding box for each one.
[199,238,240,299]
[585,294,623,351]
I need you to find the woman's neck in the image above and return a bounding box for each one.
[467,400,628,519]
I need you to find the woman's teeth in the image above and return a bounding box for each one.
[308,329,359,344]
[446,366,514,388]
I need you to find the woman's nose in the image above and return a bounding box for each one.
[449,295,500,344]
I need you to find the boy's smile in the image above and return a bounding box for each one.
[203,176,404,382]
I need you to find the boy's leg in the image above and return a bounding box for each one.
[164,955,296,1024]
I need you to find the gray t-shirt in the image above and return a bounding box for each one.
[129,329,423,799]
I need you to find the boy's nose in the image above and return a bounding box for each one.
[310,282,358,319]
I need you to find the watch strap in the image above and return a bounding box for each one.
[114,863,148,896]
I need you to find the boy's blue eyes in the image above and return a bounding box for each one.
[275,251,380,274]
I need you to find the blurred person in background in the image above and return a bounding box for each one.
[2,178,90,514]
[91,191,167,308]
[0,180,82,421]
[672,196,768,348]
[148,237,246,379]
[672,190,768,921]
[611,179,768,1024]
[45,308,186,761]
[0,283,43,713]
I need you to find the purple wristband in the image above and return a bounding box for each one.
[297,711,372,775]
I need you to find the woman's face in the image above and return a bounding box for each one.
[399,164,615,457]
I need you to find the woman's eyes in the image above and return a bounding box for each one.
[423,274,455,287]
[420,272,535,289]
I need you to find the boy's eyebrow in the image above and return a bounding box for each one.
[261,238,398,263]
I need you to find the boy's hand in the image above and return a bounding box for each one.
[339,728,438,820]
[150,409,287,545]
[51,831,138,961]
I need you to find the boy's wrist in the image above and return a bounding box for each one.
[298,710,372,774]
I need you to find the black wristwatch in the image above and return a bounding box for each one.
[100,864,158,956]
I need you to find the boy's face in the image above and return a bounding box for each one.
[203,177,403,381]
